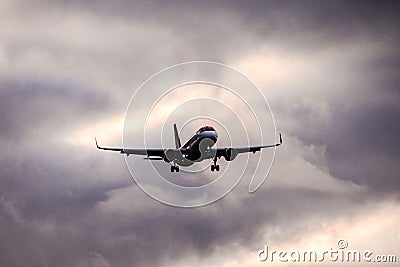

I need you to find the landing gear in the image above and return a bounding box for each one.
[211,165,220,172]
[211,157,220,172]
[170,165,179,172]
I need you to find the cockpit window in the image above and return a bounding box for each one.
[196,126,215,134]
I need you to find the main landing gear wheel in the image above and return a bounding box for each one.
[171,165,179,172]
[211,157,220,172]
[211,164,220,172]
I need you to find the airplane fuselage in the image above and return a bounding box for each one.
[164,126,218,166]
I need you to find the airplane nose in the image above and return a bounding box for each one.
[211,131,218,142]
[201,130,218,142]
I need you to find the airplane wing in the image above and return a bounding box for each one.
[95,138,165,157]
[214,133,282,160]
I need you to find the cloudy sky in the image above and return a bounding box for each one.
[1,0,399,266]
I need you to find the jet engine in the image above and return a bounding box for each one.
[164,149,181,162]
[223,148,238,161]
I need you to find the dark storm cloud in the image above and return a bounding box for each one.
[3,184,363,267]
[0,79,112,141]
[324,102,400,192]
[38,0,400,39]
[276,89,400,193]
[81,181,372,267]
[270,40,400,193]
[0,138,131,266]
[0,139,129,218]
[0,136,383,266]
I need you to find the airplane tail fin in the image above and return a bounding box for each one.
[173,124,181,149]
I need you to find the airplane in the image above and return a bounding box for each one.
[95,124,282,172]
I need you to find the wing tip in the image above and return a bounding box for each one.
[275,133,282,146]
[95,137,100,149]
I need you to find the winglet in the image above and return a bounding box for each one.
[276,133,282,146]
[95,137,100,149]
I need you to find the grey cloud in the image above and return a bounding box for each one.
[0,130,372,266]
[267,43,400,193]
[1,188,361,267]
[0,144,128,219]
[0,79,112,141]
